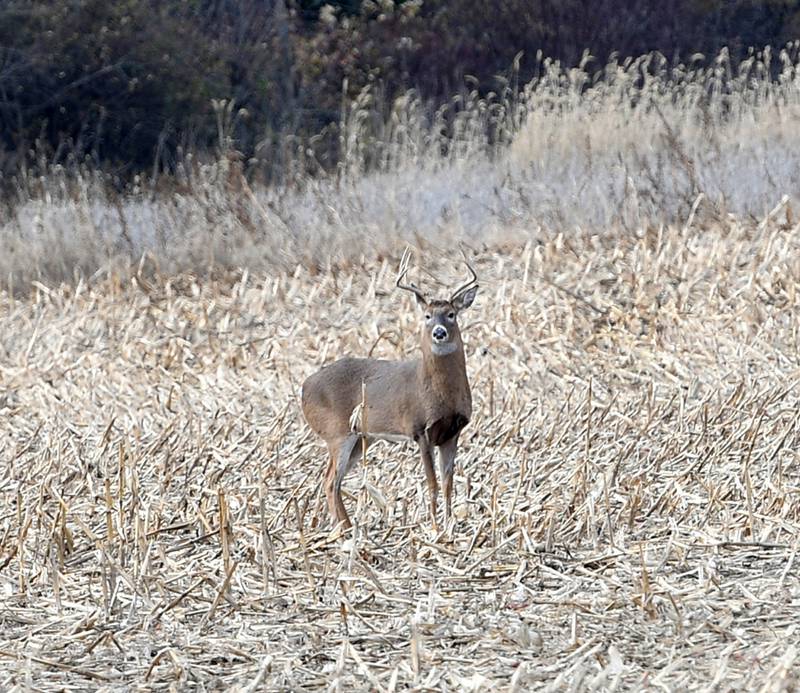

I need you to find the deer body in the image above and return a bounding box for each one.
[301,254,478,529]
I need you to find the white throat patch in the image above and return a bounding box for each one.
[430,341,458,356]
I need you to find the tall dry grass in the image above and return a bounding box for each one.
[3,48,800,289]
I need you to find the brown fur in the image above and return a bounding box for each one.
[302,297,475,528]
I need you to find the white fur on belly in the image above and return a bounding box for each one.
[371,432,414,444]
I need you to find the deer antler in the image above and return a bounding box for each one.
[449,249,478,303]
[396,247,427,304]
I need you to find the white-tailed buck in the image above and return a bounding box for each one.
[301,249,479,529]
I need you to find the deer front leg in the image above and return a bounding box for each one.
[437,434,459,523]
[419,442,439,530]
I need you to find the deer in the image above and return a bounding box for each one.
[301,249,479,530]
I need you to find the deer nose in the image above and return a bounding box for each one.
[432,325,448,342]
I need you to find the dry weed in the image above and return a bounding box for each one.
[2,214,800,689]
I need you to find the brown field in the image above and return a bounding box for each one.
[2,214,800,691]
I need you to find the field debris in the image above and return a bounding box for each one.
[2,218,800,689]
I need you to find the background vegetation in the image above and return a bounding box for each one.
[3,44,800,288]
[2,0,800,180]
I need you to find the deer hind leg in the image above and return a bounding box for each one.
[323,444,339,524]
[419,442,439,530]
[437,434,459,523]
[325,434,362,528]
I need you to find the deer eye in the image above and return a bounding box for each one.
[447,311,455,320]
[425,313,431,320]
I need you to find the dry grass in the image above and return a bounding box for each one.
[5,48,800,290]
[2,210,800,690]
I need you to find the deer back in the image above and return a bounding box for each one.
[301,357,420,441]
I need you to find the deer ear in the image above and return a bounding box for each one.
[415,293,428,309]
[453,285,478,312]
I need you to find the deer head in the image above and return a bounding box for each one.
[396,248,479,357]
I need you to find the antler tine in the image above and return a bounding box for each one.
[396,247,427,304]
[450,248,478,302]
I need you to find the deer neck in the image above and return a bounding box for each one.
[418,340,467,393]
[414,341,471,433]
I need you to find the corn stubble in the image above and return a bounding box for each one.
[2,213,800,689]
[2,48,800,690]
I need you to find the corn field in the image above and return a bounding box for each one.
[1,50,800,690]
